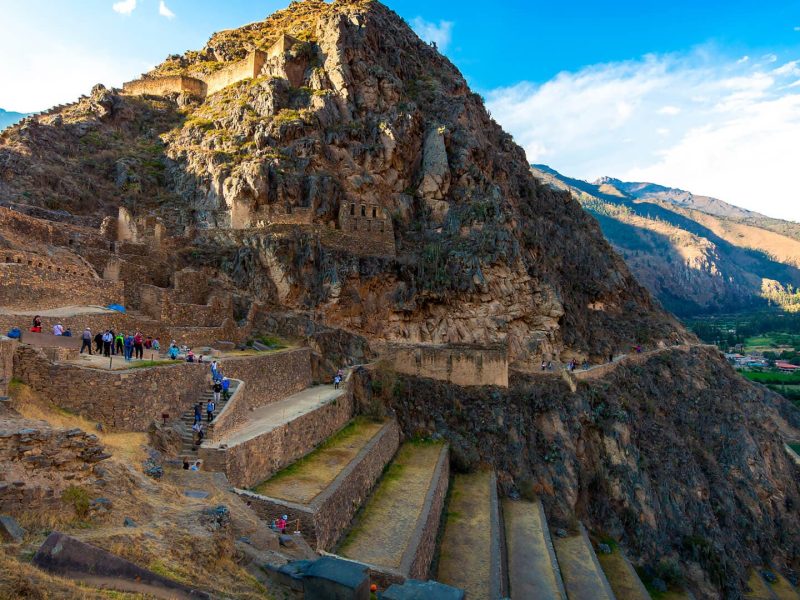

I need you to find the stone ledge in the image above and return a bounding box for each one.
[237,418,401,551]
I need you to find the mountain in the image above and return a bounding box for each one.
[534,164,800,316]
[0,108,29,131]
[0,1,798,596]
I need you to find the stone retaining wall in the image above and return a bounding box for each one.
[210,348,312,440]
[12,345,210,430]
[386,343,508,388]
[0,337,16,396]
[200,383,354,488]
[238,419,400,550]
[0,265,125,310]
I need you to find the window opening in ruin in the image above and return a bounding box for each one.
[372,207,377,218]
[350,203,355,216]
[361,205,366,217]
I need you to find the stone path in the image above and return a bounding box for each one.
[595,545,650,600]
[338,441,444,570]
[179,381,239,463]
[253,417,386,504]
[502,499,566,600]
[206,384,343,448]
[436,471,502,600]
[552,524,616,600]
[0,305,115,317]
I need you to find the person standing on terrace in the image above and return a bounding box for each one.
[80,328,93,355]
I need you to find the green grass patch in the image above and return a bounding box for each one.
[126,359,177,369]
[741,371,800,385]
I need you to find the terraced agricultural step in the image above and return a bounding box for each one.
[502,499,566,600]
[336,441,449,584]
[436,471,503,600]
[239,417,400,551]
[199,384,353,488]
[552,524,616,600]
[746,570,800,600]
[770,573,800,600]
[594,543,649,600]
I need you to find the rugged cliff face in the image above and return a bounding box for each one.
[0,0,683,365]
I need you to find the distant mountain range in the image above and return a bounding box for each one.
[532,164,800,316]
[0,108,29,130]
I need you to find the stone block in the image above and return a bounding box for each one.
[303,556,370,600]
[33,531,211,599]
[0,514,25,542]
[379,580,465,600]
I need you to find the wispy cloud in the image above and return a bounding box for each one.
[112,0,136,16]
[487,49,800,221]
[158,1,175,19]
[411,17,454,52]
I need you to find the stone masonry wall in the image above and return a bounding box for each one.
[204,50,267,96]
[0,265,125,310]
[201,381,353,488]
[122,75,206,97]
[239,418,400,550]
[12,346,210,431]
[0,407,109,515]
[210,347,312,440]
[387,344,508,388]
[2,250,96,278]
[0,337,16,396]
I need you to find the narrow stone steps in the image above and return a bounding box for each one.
[177,382,238,456]
[337,441,449,582]
[594,544,649,600]
[436,471,503,600]
[239,418,401,551]
[552,524,616,600]
[502,499,567,600]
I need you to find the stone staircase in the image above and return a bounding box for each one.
[177,380,239,465]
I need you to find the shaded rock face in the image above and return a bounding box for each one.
[379,346,800,597]
[0,0,684,365]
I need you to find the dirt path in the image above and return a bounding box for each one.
[437,471,497,599]
[0,305,115,317]
[339,442,443,570]
[254,418,385,504]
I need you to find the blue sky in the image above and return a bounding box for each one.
[2,0,800,219]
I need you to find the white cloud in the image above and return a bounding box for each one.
[737,55,750,64]
[487,50,800,221]
[112,0,136,15]
[411,17,453,52]
[158,1,175,19]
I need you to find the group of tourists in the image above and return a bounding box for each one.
[190,360,231,447]
[80,328,160,360]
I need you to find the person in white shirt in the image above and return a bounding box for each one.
[53,323,64,336]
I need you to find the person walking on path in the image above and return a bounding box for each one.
[207,397,216,423]
[210,360,219,380]
[115,332,124,356]
[212,380,221,405]
[53,323,64,336]
[194,403,202,424]
[192,421,204,447]
[334,372,342,390]
[221,377,230,401]
[94,330,103,354]
[102,330,113,357]
[133,330,144,360]
[80,328,93,355]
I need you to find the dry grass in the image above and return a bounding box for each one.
[10,383,148,467]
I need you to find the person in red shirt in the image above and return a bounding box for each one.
[133,330,144,360]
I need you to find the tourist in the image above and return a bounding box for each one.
[53,322,64,336]
[80,328,93,354]
[102,330,113,357]
[186,349,195,363]
[123,333,134,361]
[541,360,546,371]
[212,379,221,406]
[192,421,204,446]
[168,343,179,360]
[207,396,216,423]
[152,338,161,352]
[144,336,153,350]
[62,328,72,337]
[190,461,200,471]
[94,331,104,353]
[182,458,190,470]
[115,331,124,356]
[547,361,553,371]
[221,377,230,400]
[210,360,219,379]
[133,330,144,360]
[197,354,204,364]
[194,403,202,424]
[275,515,288,533]
[334,372,341,390]
[31,315,42,333]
